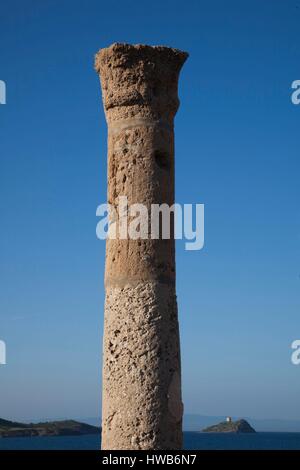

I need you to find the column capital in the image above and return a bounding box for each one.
[95,43,188,123]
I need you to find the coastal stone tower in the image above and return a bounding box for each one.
[95,43,188,450]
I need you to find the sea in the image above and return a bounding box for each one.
[1,432,300,450]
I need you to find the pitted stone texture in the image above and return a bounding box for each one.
[95,43,187,450]
[95,43,188,124]
[105,122,175,287]
[102,282,183,450]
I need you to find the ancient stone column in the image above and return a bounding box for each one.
[95,43,188,450]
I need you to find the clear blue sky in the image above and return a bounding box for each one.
[1,0,300,422]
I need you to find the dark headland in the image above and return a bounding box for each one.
[0,418,100,438]
[202,419,256,433]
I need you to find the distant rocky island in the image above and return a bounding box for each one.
[0,418,100,438]
[202,419,256,433]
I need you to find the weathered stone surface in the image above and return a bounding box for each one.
[95,43,188,450]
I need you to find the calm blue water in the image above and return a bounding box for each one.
[1,432,300,450]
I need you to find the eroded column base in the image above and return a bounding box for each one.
[101,281,183,450]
